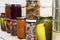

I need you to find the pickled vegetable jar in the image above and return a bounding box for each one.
[36,16,52,40]
[1,13,6,31]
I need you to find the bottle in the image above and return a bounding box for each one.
[17,17,26,39]
[10,20,17,36]
[6,18,11,33]
[36,16,52,40]
[26,0,40,19]
[26,19,36,40]
[1,13,6,31]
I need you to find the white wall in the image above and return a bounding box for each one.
[0,0,52,16]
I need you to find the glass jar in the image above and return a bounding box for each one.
[35,16,52,40]
[10,20,17,36]
[26,0,40,19]
[1,13,6,31]
[6,18,11,33]
[17,17,26,39]
[26,19,36,40]
[5,4,11,18]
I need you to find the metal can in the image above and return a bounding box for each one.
[17,17,26,39]
[6,18,11,33]
[26,19,36,40]
[1,13,6,31]
[10,20,17,36]
[36,16,52,40]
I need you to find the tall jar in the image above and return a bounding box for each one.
[10,20,17,36]
[6,18,11,33]
[5,4,11,18]
[26,0,40,19]
[1,13,6,31]
[35,16,52,40]
[26,19,36,40]
[17,17,26,39]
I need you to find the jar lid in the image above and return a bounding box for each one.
[12,20,16,22]
[6,18,11,21]
[26,19,36,22]
[17,17,26,19]
[1,13,5,15]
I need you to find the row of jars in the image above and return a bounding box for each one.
[0,13,52,40]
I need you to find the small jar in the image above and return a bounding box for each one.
[36,16,52,40]
[1,13,6,31]
[26,19,36,40]
[17,17,26,39]
[10,20,17,36]
[6,18,11,33]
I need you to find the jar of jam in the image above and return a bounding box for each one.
[10,20,17,36]
[36,16,52,40]
[6,18,11,33]
[1,13,6,31]
[26,19,36,40]
[17,17,26,39]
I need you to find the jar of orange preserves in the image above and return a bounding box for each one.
[17,17,26,39]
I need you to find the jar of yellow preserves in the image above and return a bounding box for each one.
[35,16,52,40]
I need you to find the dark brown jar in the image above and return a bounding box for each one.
[6,18,11,33]
[5,4,11,18]
[1,13,6,31]
[10,20,17,36]
[17,17,26,39]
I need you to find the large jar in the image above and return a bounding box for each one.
[10,20,17,36]
[6,18,11,33]
[26,19,36,40]
[1,13,6,31]
[26,0,40,19]
[35,16,52,40]
[17,17,26,39]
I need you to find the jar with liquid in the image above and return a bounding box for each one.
[6,18,11,33]
[10,20,17,36]
[26,19,36,40]
[26,0,40,19]
[36,16,52,40]
[5,4,11,18]
[17,17,26,39]
[1,13,6,31]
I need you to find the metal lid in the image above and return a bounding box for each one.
[17,17,26,19]
[26,19,36,22]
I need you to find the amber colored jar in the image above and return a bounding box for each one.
[10,20,17,36]
[5,4,11,18]
[1,13,6,31]
[17,17,26,39]
[6,18,11,33]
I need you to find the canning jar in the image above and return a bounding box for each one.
[10,20,17,36]
[6,18,11,33]
[26,19,36,40]
[1,13,6,31]
[17,17,26,39]
[35,16,52,40]
[26,0,40,19]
